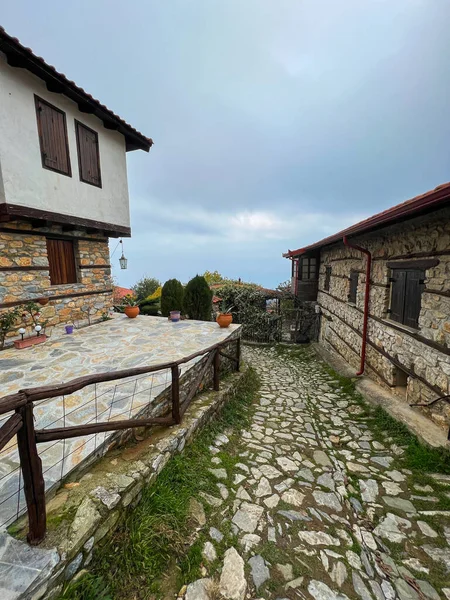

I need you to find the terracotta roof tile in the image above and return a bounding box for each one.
[284,182,450,258]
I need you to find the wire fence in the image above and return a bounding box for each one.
[0,336,240,541]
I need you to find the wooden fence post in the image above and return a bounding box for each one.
[236,337,241,372]
[213,349,220,391]
[171,365,181,424]
[16,403,46,545]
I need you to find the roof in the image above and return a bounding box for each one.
[284,182,450,258]
[113,286,133,302]
[0,26,153,152]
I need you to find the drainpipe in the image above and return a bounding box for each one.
[343,235,372,376]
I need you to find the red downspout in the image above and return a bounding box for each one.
[343,235,372,376]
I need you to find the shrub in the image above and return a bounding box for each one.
[140,297,160,316]
[183,275,213,321]
[160,279,184,317]
[132,277,161,302]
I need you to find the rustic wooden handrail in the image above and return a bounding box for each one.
[0,335,241,545]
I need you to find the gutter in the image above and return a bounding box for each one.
[342,236,372,376]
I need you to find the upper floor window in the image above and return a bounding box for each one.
[76,121,102,187]
[324,266,332,291]
[348,271,358,304]
[35,96,71,176]
[300,256,317,281]
[46,238,77,285]
[389,268,424,329]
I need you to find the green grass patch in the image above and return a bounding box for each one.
[60,367,259,600]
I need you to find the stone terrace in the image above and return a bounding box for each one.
[0,315,240,529]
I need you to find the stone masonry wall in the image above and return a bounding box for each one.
[0,221,113,342]
[317,206,450,429]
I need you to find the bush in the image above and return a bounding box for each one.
[132,277,161,302]
[160,279,184,317]
[183,275,212,321]
[140,297,160,316]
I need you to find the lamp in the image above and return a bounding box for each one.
[18,327,26,341]
[118,239,128,270]
[35,325,42,336]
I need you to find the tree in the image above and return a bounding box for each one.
[202,270,226,286]
[132,277,161,301]
[160,279,184,317]
[184,275,213,321]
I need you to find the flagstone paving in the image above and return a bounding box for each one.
[182,346,450,600]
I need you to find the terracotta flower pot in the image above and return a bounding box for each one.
[37,297,49,306]
[216,313,233,328]
[125,306,140,319]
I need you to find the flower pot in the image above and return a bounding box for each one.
[170,310,181,322]
[65,325,74,334]
[216,313,233,328]
[14,334,48,349]
[125,306,140,319]
[38,297,49,306]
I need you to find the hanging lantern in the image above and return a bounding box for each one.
[118,238,128,270]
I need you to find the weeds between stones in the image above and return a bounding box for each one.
[60,367,259,600]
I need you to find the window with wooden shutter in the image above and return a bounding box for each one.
[75,121,102,187]
[389,268,424,329]
[324,266,332,291]
[35,96,71,176]
[348,271,358,303]
[46,238,77,285]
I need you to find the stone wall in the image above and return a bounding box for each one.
[0,221,113,342]
[4,361,248,600]
[317,206,450,429]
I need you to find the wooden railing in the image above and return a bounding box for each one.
[0,336,241,545]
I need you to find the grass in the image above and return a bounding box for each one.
[60,367,259,600]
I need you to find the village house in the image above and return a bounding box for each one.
[0,27,152,335]
[284,182,450,430]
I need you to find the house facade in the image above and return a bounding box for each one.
[284,183,450,430]
[0,27,152,336]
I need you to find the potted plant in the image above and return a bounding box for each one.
[0,307,20,350]
[122,294,140,318]
[216,301,234,328]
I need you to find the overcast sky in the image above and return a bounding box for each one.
[2,1,450,288]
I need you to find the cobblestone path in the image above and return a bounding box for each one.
[183,346,450,600]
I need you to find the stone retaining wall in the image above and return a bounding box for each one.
[317,206,450,429]
[4,352,246,600]
[0,221,113,341]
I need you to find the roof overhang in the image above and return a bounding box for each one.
[283,182,450,259]
[0,27,153,152]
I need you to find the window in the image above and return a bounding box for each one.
[46,238,77,285]
[300,257,317,281]
[76,121,102,187]
[348,271,358,303]
[324,266,332,291]
[34,96,71,176]
[389,268,424,329]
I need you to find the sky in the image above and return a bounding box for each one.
[2,0,450,289]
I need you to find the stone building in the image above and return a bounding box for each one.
[284,182,450,429]
[0,27,152,338]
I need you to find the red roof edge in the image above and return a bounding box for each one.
[283,182,450,258]
[0,26,153,152]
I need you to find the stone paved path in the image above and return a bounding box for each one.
[182,346,450,600]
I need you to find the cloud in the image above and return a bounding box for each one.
[2,0,450,289]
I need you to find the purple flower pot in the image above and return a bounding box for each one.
[65,325,74,334]
[170,310,181,322]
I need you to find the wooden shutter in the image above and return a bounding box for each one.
[35,96,71,175]
[390,269,406,324]
[47,239,77,285]
[348,272,358,303]
[403,269,424,329]
[76,121,102,187]
[324,266,331,291]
